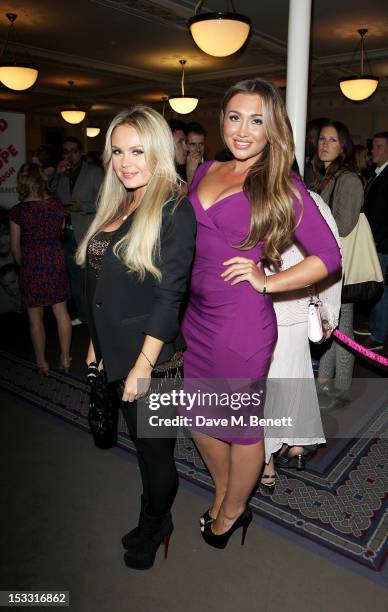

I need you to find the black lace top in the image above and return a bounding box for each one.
[86,230,116,361]
[86,225,183,373]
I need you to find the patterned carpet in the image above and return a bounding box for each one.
[1,349,387,584]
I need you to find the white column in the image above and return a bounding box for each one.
[286,0,312,177]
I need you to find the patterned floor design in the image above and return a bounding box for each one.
[1,350,386,582]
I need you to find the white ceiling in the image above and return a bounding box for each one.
[0,0,387,119]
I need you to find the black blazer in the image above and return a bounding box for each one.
[364,165,388,254]
[87,197,196,382]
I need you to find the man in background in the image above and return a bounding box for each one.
[186,122,207,184]
[363,131,388,352]
[51,137,103,324]
[169,119,188,181]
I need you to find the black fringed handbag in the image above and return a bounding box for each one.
[87,362,119,449]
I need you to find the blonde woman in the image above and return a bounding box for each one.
[76,106,196,570]
[182,78,341,548]
[9,163,71,375]
[262,190,342,489]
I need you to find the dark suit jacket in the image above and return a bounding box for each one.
[364,165,388,254]
[87,197,196,382]
[53,162,104,243]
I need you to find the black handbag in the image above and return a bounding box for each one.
[87,363,119,449]
[88,353,183,448]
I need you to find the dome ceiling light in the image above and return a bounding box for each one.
[339,29,379,101]
[168,60,198,115]
[86,127,100,137]
[0,13,39,91]
[188,0,251,57]
[60,81,86,124]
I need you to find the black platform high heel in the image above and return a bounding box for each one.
[274,444,318,471]
[201,508,252,550]
[260,473,276,493]
[200,508,216,528]
[123,510,173,570]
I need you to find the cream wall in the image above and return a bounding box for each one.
[26,108,225,161]
[166,87,388,157]
[25,86,388,161]
[308,88,388,144]
[26,112,108,160]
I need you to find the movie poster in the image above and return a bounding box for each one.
[0,112,24,312]
[0,111,26,211]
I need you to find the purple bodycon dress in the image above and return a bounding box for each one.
[182,162,341,444]
[183,162,341,444]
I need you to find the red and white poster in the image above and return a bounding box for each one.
[0,111,26,210]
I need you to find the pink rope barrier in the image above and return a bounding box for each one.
[333,329,388,368]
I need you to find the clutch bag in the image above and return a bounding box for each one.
[87,363,119,449]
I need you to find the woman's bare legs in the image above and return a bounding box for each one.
[212,441,264,535]
[52,301,72,367]
[192,432,230,518]
[286,445,305,456]
[27,306,47,370]
[193,430,264,534]
[261,454,276,485]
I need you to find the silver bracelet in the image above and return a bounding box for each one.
[262,272,268,294]
[141,350,155,369]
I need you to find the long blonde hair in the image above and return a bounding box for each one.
[17,162,49,200]
[221,79,300,267]
[76,106,183,279]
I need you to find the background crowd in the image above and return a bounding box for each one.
[1,116,386,364]
[0,86,386,573]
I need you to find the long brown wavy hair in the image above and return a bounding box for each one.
[312,120,354,192]
[221,78,299,267]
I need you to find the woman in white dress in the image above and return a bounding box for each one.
[261,191,342,490]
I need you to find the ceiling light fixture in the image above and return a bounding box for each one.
[60,81,86,124]
[86,127,100,137]
[188,0,251,57]
[161,95,168,117]
[168,60,198,115]
[0,13,39,91]
[339,29,379,101]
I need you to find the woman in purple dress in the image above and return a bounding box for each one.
[182,79,341,548]
[9,163,71,375]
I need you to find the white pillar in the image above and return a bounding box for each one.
[286,0,312,177]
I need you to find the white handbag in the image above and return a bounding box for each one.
[308,290,331,343]
[341,212,383,302]
[308,297,323,343]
